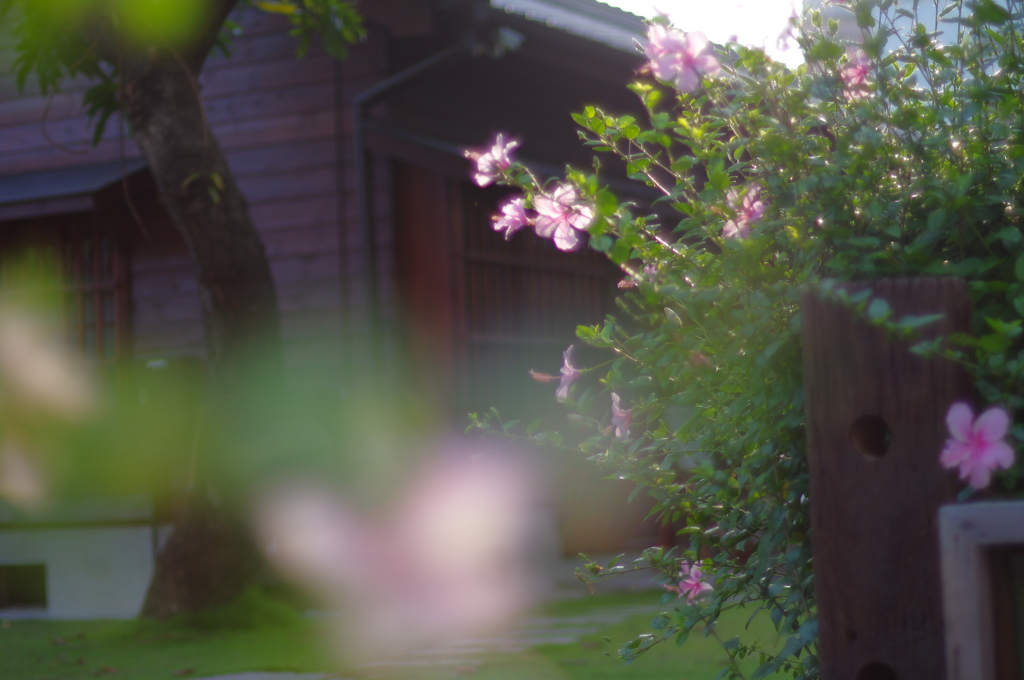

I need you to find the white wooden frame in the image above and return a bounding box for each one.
[939,500,1024,680]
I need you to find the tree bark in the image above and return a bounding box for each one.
[123,57,283,392]
[119,0,285,618]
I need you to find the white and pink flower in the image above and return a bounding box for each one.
[466,134,519,187]
[611,392,631,440]
[665,561,713,603]
[644,26,721,94]
[940,402,1016,489]
[493,196,531,239]
[556,345,581,403]
[533,183,594,251]
[723,184,766,239]
[840,49,871,100]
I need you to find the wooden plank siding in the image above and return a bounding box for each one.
[0,3,645,402]
[0,7,357,389]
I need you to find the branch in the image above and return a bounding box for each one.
[182,0,241,73]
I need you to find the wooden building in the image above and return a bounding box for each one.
[0,0,665,616]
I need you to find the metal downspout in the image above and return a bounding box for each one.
[351,38,472,375]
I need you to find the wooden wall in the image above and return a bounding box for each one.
[0,8,371,392]
[0,2,646,392]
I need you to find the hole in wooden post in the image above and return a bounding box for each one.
[856,661,898,680]
[849,415,892,458]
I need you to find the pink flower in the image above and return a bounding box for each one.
[644,26,721,94]
[668,561,713,603]
[533,184,594,251]
[493,197,531,239]
[556,345,581,402]
[723,184,765,239]
[940,403,1016,489]
[466,134,519,187]
[840,50,871,100]
[611,392,631,440]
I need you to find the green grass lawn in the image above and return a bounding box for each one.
[0,590,334,680]
[0,588,785,680]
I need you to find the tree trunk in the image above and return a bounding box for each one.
[120,2,284,618]
[124,57,283,392]
[140,498,259,619]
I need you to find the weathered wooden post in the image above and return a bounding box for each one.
[801,278,972,680]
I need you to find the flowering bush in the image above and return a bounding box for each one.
[471,1,1024,678]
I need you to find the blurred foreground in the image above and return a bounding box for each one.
[0,266,559,663]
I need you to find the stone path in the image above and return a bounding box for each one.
[196,598,662,679]
[353,603,659,671]
[194,675,339,680]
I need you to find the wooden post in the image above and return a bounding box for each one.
[801,278,972,680]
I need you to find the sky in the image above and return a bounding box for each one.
[600,0,967,68]
[599,0,807,68]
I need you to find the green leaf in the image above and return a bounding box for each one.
[807,40,844,62]
[867,298,891,322]
[90,108,113,147]
[596,189,618,216]
[971,0,1011,24]
[1014,253,1024,281]
[997,227,1021,248]
[979,333,1011,354]
[706,159,729,192]
[862,32,887,57]
[610,237,633,265]
[676,628,690,646]
[927,208,946,230]
[846,237,881,248]
[897,314,944,330]
[760,337,787,364]
[590,235,613,252]
[855,0,877,28]
[797,618,818,643]
[544,431,563,445]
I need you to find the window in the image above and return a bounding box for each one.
[62,216,130,362]
[0,213,130,363]
[0,564,46,609]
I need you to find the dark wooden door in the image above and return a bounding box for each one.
[394,161,664,556]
